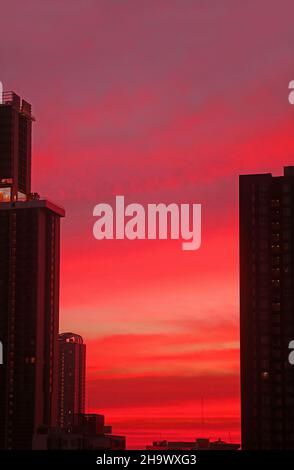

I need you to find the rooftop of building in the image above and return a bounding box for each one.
[59,332,84,344]
[240,166,294,179]
[0,90,34,120]
[0,197,65,217]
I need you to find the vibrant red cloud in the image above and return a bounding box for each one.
[87,374,239,408]
[59,217,238,309]
[85,333,239,378]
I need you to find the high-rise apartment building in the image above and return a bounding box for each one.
[0,91,33,201]
[240,166,294,449]
[58,333,86,430]
[0,90,65,449]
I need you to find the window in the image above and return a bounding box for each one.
[0,187,11,201]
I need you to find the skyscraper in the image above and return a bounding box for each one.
[0,91,33,201]
[0,90,65,449]
[58,332,86,430]
[240,166,294,450]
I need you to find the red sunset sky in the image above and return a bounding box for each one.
[1,0,294,448]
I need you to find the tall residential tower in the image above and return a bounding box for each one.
[0,91,33,201]
[240,166,294,449]
[58,332,86,430]
[0,90,65,449]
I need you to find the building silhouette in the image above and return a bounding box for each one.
[33,413,126,450]
[146,438,240,451]
[0,92,32,201]
[0,91,65,449]
[58,332,86,429]
[240,167,294,449]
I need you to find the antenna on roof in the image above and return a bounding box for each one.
[201,396,205,437]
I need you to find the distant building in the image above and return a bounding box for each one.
[0,91,65,449]
[146,438,240,451]
[58,333,86,429]
[33,413,126,450]
[240,167,294,449]
[146,440,195,451]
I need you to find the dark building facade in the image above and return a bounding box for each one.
[33,414,126,450]
[240,166,294,449]
[0,91,33,201]
[58,332,86,429]
[0,90,65,449]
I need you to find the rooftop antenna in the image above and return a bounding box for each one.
[201,396,205,437]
